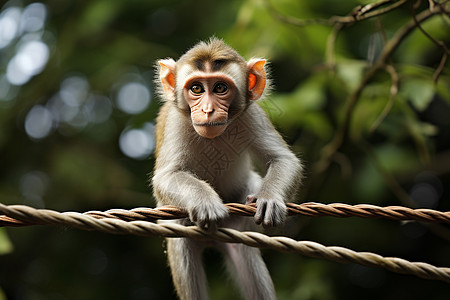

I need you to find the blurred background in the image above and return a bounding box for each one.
[0,0,449,299]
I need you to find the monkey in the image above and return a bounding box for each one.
[152,38,302,300]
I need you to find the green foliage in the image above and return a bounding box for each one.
[0,0,449,299]
[402,78,435,111]
[0,229,13,255]
[268,72,334,141]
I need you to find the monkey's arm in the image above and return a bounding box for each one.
[153,166,228,230]
[247,104,303,227]
[152,108,229,231]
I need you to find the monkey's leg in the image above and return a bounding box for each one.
[222,242,276,300]
[166,237,208,300]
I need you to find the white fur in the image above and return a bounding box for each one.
[153,39,302,300]
[152,102,302,300]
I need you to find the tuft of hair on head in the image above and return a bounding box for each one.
[177,37,247,71]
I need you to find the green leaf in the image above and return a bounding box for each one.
[336,60,367,91]
[265,72,334,140]
[299,77,327,109]
[0,228,13,255]
[401,79,435,112]
[436,77,450,103]
[0,288,6,300]
[350,82,391,139]
[374,144,419,174]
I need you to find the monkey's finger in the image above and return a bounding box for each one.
[246,195,257,204]
[263,202,287,227]
[262,212,271,228]
[263,203,276,227]
[254,201,267,225]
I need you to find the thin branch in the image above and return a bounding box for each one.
[267,0,410,27]
[358,0,397,14]
[413,2,450,54]
[411,1,450,82]
[325,23,344,68]
[314,8,439,175]
[348,0,410,22]
[370,64,399,132]
[433,52,448,82]
[413,0,423,10]
[429,0,436,10]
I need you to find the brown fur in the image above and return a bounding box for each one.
[177,38,247,73]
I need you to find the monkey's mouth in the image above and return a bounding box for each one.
[194,121,228,127]
[193,121,229,139]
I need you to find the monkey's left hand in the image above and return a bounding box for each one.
[248,196,287,227]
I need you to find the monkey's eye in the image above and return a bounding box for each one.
[213,82,228,94]
[190,84,204,94]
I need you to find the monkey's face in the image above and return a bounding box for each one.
[183,75,237,139]
[158,39,267,139]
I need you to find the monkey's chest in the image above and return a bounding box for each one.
[188,128,253,183]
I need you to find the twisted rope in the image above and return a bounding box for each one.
[0,203,449,283]
[1,202,449,227]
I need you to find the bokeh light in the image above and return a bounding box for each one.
[2,2,49,86]
[116,81,151,115]
[20,2,47,33]
[6,39,49,85]
[0,6,21,49]
[86,94,113,124]
[60,75,90,107]
[119,123,155,159]
[24,104,53,139]
[45,75,113,134]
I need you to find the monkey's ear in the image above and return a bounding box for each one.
[247,59,266,101]
[158,59,176,99]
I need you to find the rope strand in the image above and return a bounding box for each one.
[2,202,448,226]
[0,202,449,283]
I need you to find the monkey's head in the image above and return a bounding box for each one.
[157,38,267,139]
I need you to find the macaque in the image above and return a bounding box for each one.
[152,38,302,300]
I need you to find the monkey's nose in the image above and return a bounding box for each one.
[202,105,214,114]
[203,109,214,121]
[203,110,215,117]
[201,97,215,116]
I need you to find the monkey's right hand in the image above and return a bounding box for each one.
[188,198,229,231]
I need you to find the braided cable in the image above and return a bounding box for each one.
[0,203,449,283]
[2,202,448,226]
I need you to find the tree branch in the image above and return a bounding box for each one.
[370,64,399,132]
[314,7,440,175]
[267,0,410,27]
[411,1,450,82]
